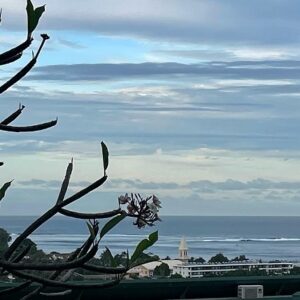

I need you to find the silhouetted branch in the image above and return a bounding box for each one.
[56,159,73,205]
[0,3,160,297]
[11,244,32,263]
[0,244,98,271]
[82,264,127,274]
[61,175,108,207]
[20,288,72,300]
[0,119,57,132]
[39,290,73,297]
[0,52,22,66]
[5,174,107,260]
[0,34,49,94]
[59,208,122,219]
[20,236,96,300]
[1,104,25,125]
[8,269,121,289]
[0,38,32,65]
[0,282,32,297]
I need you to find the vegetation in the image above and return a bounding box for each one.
[290,267,300,275]
[170,273,183,279]
[0,229,10,255]
[231,255,248,262]
[221,268,268,277]
[189,256,206,263]
[0,1,161,298]
[153,263,171,277]
[208,253,229,263]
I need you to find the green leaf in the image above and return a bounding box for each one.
[100,214,125,239]
[86,222,95,240]
[27,0,46,36]
[0,181,12,202]
[130,255,159,268]
[130,231,158,264]
[101,141,109,172]
[105,247,118,268]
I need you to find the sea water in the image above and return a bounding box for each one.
[1,216,300,261]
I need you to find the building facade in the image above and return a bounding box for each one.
[128,260,184,278]
[178,236,189,262]
[173,261,294,278]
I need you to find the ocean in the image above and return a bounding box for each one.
[0,216,300,261]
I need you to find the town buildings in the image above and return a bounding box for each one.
[172,261,294,278]
[129,237,295,278]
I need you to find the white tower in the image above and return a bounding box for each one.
[178,236,189,262]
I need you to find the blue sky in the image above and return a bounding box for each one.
[1,0,300,216]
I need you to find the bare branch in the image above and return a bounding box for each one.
[0,119,58,132]
[39,290,73,297]
[59,208,122,219]
[56,159,73,205]
[11,244,32,263]
[0,244,98,271]
[0,282,31,297]
[20,238,94,300]
[82,264,127,274]
[0,38,32,65]
[0,52,22,65]
[1,104,25,125]
[9,269,121,289]
[0,35,49,94]
[5,176,106,259]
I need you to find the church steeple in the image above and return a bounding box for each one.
[179,236,189,262]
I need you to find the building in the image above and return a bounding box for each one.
[178,236,189,263]
[173,261,294,278]
[128,260,183,278]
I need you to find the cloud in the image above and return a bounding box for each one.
[56,38,86,50]
[17,177,300,192]
[18,179,91,189]
[2,80,300,155]
[2,1,300,217]
[26,61,300,82]
[154,47,296,62]
[5,177,300,216]
[2,0,300,46]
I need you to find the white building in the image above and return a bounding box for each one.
[173,261,294,278]
[178,236,189,263]
[129,237,294,279]
[128,259,183,278]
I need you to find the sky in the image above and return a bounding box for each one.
[1,0,300,216]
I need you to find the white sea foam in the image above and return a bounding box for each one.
[11,233,300,244]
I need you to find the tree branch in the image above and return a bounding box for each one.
[9,269,121,289]
[0,35,48,94]
[0,38,32,65]
[0,244,98,271]
[0,119,57,132]
[1,104,25,125]
[59,208,122,219]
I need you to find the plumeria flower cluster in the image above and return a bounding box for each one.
[118,193,161,228]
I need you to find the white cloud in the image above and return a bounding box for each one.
[2,0,300,216]
[231,48,288,60]
[2,0,300,46]
[3,141,300,185]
